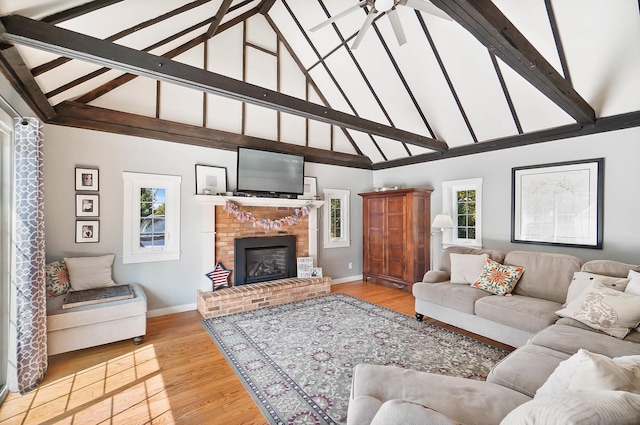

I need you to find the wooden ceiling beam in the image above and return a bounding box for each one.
[205,0,233,38]
[0,42,56,120]
[1,15,448,151]
[429,0,595,125]
[54,101,373,169]
[375,109,640,169]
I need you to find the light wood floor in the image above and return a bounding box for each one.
[0,281,512,425]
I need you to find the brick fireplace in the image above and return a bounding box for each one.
[195,196,330,318]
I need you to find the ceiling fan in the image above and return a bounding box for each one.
[310,0,451,49]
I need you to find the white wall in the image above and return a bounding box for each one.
[42,125,373,313]
[373,127,640,265]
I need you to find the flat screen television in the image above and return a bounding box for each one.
[236,147,305,197]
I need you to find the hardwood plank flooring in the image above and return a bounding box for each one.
[0,281,513,425]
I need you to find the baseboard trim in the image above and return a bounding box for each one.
[330,275,363,284]
[148,303,196,318]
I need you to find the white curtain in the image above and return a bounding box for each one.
[12,118,47,393]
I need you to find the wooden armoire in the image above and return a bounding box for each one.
[359,188,432,287]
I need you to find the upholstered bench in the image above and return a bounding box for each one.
[46,283,147,355]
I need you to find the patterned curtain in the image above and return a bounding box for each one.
[13,118,47,394]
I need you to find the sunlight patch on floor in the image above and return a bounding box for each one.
[0,345,175,425]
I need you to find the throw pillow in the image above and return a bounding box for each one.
[45,260,70,297]
[449,253,489,284]
[536,349,640,397]
[471,258,524,296]
[626,270,640,296]
[500,391,640,425]
[64,254,116,291]
[556,281,640,339]
[565,272,630,305]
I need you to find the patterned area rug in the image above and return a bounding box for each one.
[201,293,508,425]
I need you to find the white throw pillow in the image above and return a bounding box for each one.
[626,270,640,296]
[565,272,630,305]
[449,253,489,284]
[536,349,640,397]
[556,281,640,338]
[501,391,640,425]
[64,254,116,291]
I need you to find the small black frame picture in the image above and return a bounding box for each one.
[76,194,99,217]
[75,167,99,191]
[76,220,99,243]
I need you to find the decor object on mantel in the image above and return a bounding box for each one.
[201,293,507,425]
[223,200,312,230]
[205,261,231,291]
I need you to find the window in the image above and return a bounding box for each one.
[442,178,482,248]
[323,189,350,248]
[123,172,181,264]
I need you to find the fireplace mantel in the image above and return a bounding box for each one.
[196,195,324,291]
[195,194,323,209]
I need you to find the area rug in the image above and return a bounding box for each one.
[201,293,508,425]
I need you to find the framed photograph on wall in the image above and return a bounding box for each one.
[76,194,99,217]
[76,220,100,243]
[195,164,227,195]
[75,167,99,191]
[511,158,604,249]
[298,176,317,200]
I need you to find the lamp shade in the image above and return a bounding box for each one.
[432,214,454,230]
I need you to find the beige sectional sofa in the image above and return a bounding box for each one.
[347,247,640,424]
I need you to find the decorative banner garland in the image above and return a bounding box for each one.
[223,200,313,230]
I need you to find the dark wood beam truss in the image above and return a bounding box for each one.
[205,0,233,38]
[374,110,640,169]
[54,101,372,169]
[429,0,595,125]
[0,14,448,152]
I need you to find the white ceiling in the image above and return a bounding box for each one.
[1,0,639,168]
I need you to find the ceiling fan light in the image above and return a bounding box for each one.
[376,0,395,12]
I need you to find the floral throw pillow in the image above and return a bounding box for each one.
[45,260,70,297]
[471,258,524,296]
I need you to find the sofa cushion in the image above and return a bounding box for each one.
[348,364,530,425]
[505,251,581,303]
[581,259,640,278]
[64,254,116,291]
[412,282,491,315]
[369,400,457,425]
[627,270,640,296]
[556,281,640,339]
[556,317,640,343]
[536,349,640,396]
[45,260,70,297]
[529,323,640,358]
[566,271,629,304]
[487,344,571,397]
[471,258,524,296]
[450,253,488,284]
[475,295,561,333]
[500,391,640,425]
[438,246,507,276]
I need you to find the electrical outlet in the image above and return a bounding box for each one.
[348,262,353,269]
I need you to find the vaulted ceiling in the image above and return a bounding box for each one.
[1,0,639,169]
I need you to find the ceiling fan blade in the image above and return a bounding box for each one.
[351,8,377,49]
[310,1,368,32]
[387,7,407,46]
[401,0,452,20]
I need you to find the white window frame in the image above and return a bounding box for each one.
[123,172,181,264]
[442,178,483,248]
[323,188,350,248]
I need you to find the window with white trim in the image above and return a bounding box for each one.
[323,188,350,248]
[123,172,181,264]
[442,178,483,248]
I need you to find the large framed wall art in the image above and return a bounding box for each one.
[511,158,604,249]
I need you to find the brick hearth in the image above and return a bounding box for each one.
[197,276,331,318]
